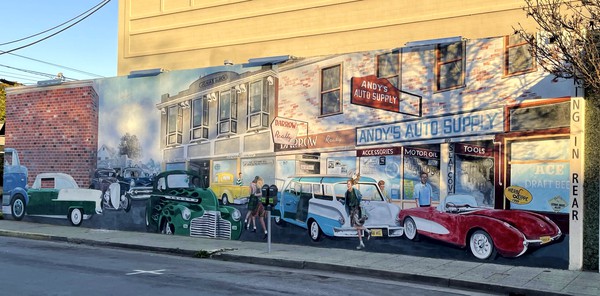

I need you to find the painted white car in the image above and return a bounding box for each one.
[16,173,103,226]
[272,175,403,241]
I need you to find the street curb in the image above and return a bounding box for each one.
[0,229,573,296]
[214,253,571,296]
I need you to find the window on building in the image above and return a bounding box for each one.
[247,80,269,130]
[218,90,237,135]
[191,96,209,141]
[504,35,535,76]
[321,65,342,116]
[377,51,399,89]
[436,41,465,91]
[509,101,570,132]
[167,105,183,146]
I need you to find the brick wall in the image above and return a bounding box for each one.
[5,81,99,188]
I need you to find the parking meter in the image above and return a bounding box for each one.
[260,184,278,206]
[261,184,269,205]
[268,184,278,206]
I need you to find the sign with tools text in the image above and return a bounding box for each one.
[270,117,308,145]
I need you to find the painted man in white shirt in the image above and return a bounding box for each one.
[413,172,433,207]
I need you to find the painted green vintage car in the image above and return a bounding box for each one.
[145,170,242,240]
[23,173,103,226]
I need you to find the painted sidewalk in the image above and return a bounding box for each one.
[0,220,597,296]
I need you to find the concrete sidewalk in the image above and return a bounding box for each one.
[0,220,598,296]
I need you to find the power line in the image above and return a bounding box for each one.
[0,70,44,81]
[0,63,76,81]
[0,0,109,47]
[4,52,104,78]
[0,0,111,56]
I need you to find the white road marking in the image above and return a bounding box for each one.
[126,269,166,275]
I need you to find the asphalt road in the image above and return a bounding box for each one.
[0,236,498,296]
[5,200,569,270]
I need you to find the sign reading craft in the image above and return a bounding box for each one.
[351,75,422,116]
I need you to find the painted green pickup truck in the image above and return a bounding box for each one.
[209,172,250,205]
[145,170,242,240]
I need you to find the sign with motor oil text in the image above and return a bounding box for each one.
[356,108,503,146]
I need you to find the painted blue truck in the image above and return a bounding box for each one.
[2,148,29,220]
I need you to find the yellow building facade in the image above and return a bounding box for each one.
[118,0,538,75]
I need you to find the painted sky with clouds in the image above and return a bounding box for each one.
[94,65,257,164]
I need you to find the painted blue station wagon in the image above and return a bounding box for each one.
[272,175,403,241]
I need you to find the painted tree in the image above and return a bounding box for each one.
[118,133,142,160]
[515,0,599,271]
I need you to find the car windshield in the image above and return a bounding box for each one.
[98,171,114,177]
[333,182,384,201]
[4,151,13,166]
[166,174,193,189]
[123,168,143,178]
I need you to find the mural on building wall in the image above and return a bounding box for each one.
[509,139,570,213]
[3,35,578,269]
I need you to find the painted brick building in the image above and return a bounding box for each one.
[4,81,98,187]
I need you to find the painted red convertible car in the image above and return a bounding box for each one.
[398,194,562,260]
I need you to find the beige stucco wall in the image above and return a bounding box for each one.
[118,0,539,75]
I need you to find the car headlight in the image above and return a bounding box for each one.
[182,207,191,221]
[231,209,241,221]
[337,216,345,225]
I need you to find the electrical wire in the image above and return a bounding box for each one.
[0,70,44,81]
[0,0,109,46]
[0,63,76,81]
[0,0,111,56]
[3,52,104,78]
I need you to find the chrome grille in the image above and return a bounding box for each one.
[190,210,232,239]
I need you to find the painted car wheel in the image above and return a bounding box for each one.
[120,195,132,213]
[469,230,497,260]
[69,208,83,227]
[403,217,418,241]
[161,220,174,235]
[308,220,322,242]
[221,193,229,205]
[10,194,26,221]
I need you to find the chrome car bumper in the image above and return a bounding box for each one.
[333,225,404,237]
[232,197,248,205]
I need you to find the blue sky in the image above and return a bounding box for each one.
[0,0,117,85]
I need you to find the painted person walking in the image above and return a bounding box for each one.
[244,176,260,231]
[345,175,370,250]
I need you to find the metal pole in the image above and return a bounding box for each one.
[267,205,272,253]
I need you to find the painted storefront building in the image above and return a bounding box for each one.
[3,34,585,269]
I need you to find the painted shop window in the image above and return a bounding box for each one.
[320,64,342,116]
[504,35,535,76]
[509,101,569,132]
[167,105,182,146]
[508,138,569,214]
[454,142,495,208]
[218,90,237,136]
[377,51,399,89]
[191,96,209,141]
[435,41,465,91]
[402,146,441,202]
[247,80,269,130]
